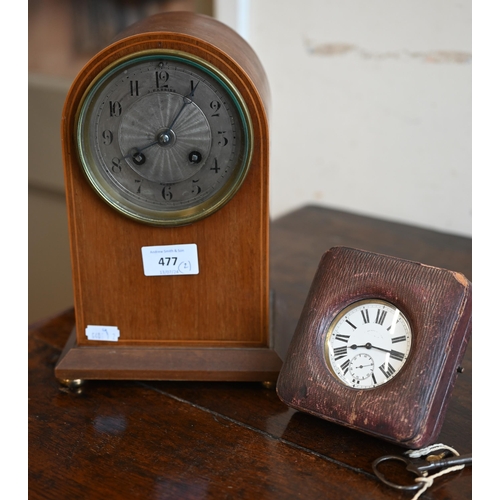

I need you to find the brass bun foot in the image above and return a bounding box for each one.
[261,381,276,390]
[58,378,85,389]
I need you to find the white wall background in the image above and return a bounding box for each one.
[216,0,472,237]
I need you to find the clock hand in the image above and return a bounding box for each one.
[349,343,391,354]
[366,343,391,354]
[125,141,159,164]
[166,81,200,132]
[124,82,201,165]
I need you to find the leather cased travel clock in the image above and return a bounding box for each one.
[276,246,472,448]
[54,12,281,382]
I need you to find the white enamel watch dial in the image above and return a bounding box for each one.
[325,299,412,389]
[76,50,253,226]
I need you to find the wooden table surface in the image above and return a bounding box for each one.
[28,205,472,499]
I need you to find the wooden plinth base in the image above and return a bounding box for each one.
[55,329,282,382]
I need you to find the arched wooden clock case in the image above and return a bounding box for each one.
[54,12,280,382]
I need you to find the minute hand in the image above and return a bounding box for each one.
[166,81,200,131]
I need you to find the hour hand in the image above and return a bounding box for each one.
[125,140,159,165]
[349,343,391,354]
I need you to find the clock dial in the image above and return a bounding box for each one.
[325,299,412,389]
[76,50,253,226]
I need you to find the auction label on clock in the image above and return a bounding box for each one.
[141,244,199,276]
[86,325,120,341]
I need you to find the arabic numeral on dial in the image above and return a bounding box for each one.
[156,70,169,88]
[162,186,173,200]
[109,101,122,117]
[210,100,221,116]
[191,179,201,195]
[135,179,142,194]
[102,130,113,145]
[210,159,220,173]
[218,131,228,147]
[111,158,122,172]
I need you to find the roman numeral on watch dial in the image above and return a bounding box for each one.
[361,309,370,323]
[334,346,348,360]
[379,362,396,378]
[389,350,405,361]
[392,335,406,344]
[335,334,350,343]
[375,309,387,325]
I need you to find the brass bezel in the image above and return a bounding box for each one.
[324,298,413,390]
[76,49,254,226]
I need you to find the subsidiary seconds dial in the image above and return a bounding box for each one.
[325,299,412,389]
[76,50,253,226]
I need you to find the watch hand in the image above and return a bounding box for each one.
[367,343,391,354]
[349,343,391,354]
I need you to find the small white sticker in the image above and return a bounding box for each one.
[141,243,199,276]
[86,325,120,342]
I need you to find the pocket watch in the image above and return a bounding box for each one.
[276,246,472,448]
[325,298,412,389]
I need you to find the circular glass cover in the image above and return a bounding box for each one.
[325,299,412,389]
[76,50,253,226]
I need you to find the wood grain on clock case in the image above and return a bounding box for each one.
[276,246,472,448]
[56,12,277,381]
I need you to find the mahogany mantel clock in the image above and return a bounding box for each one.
[54,12,281,382]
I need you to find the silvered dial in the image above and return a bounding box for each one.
[325,299,412,389]
[76,50,253,226]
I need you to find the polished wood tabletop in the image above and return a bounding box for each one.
[28,205,472,499]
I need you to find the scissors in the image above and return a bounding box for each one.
[372,448,472,491]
